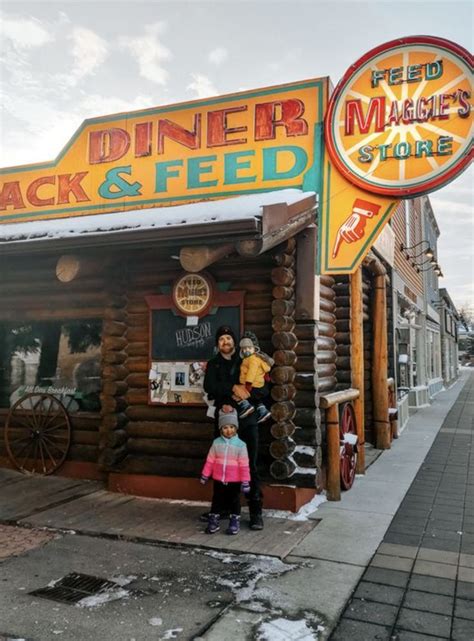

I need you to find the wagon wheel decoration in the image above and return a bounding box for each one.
[5,393,71,475]
[339,402,358,491]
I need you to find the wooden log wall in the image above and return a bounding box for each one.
[0,252,104,465]
[268,238,321,486]
[119,249,275,478]
[318,274,338,462]
[386,275,395,381]
[99,261,129,469]
[362,267,375,444]
[334,275,351,392]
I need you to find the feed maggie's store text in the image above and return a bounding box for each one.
[0,80,327,223]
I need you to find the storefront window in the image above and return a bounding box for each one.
[0,320,102,412]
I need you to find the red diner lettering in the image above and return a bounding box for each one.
[26,175,55,206]
[57,172,90,204]
[345,97,386,135]
[89,128,130,164]
[0,181,25,210]
[255,99,308,141]
[135,122,153,157]
[207,106,248,147]
[157,115,202,154]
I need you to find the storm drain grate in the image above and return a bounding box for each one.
[29,572,124,605]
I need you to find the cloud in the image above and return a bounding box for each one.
[120,22,171,85]
[208,47,228,65]
[0,88,156,167]
[78,93,155,118]
[69,27,108,82]
[0,12,53,50]
[187,73,218,98]
[429,198,474,223]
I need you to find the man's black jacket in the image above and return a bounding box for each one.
[203,351,241,410]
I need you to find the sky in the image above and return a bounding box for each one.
[0,0,473,311]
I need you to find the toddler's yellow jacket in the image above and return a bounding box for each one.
[239,354,271,388]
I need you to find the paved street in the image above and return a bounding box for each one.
[0,371,472,640]
[330,371,474,641]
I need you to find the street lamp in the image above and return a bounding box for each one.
[400,240,435,260]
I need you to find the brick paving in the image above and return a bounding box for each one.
[330,372,474,641]
[0,524,56,561]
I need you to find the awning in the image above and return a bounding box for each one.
[0,189,316,257]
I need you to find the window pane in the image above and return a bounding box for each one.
[0,320,102,412]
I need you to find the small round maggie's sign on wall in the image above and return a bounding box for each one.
[325,36,473,197]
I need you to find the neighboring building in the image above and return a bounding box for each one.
[421,197,443,399]
[391,198,428,416]
[439,289,460,386]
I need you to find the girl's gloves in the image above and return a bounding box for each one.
[200,475,209,485]
[241,481,251,494]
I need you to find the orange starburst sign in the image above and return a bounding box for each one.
[325,36,473,197]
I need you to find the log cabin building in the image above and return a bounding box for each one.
[0,75,403,510]
[0,185,401,510]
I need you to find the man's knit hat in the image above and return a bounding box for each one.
[215,325,236,345]
[218,408,239,431]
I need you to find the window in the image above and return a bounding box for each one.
[0,320,102,411]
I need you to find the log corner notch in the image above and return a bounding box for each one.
[56,254,107,283]
[99,260,129,470]
[363,252,391,450]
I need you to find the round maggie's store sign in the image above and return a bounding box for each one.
[325,36,473,197]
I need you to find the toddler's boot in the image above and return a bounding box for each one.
[237,399,255,419]
[256,403,271,424]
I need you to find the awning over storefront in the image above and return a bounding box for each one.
[0,189,316,261]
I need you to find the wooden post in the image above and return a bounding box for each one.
[350,268,365,473]
[372,273,390,449]
[326,404,340,501]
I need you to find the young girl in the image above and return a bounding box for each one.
[200,408,251,535]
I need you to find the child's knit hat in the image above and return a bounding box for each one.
[218,408,239,431]
[239,337,255,351]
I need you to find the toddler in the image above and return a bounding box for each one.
[235,333,273,423]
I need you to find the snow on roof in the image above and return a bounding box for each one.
[0,189,313,246]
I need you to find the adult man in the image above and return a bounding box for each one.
[203,325,264,530]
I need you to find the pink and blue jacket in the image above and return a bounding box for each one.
[201,435,251,484]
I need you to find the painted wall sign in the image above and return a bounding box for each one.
[0,79,327,224]
[317,153,398,274]
[325,36,473,197]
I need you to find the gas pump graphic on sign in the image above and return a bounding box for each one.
[332,198,381,258]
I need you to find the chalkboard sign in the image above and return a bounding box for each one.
[151,306,241,361]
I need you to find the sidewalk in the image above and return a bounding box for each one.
[0,371,471,640]
[328,370,474,641]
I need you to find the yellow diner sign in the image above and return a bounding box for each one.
[0,79,328,224]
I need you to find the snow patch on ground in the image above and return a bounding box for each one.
[110,574,137,586]
[257,617,318,640]
[159,629,183,639]
[205,551,296,603]
[149,617,163,626]
[264,493,327,521]
[76,587,131,608]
